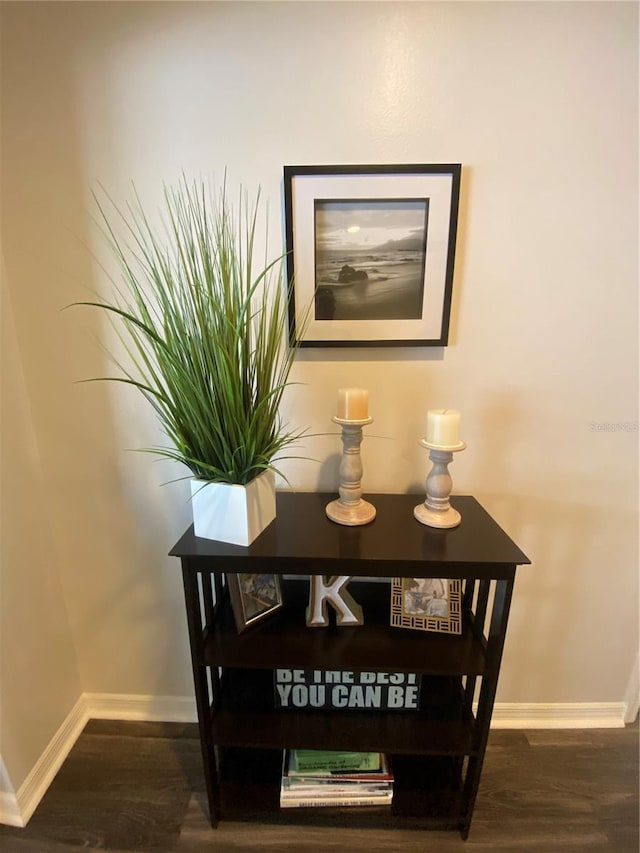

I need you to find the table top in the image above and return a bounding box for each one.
[170,493,530,579]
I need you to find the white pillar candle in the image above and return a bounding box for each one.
[426,409,460,447]
[337,388,369,420]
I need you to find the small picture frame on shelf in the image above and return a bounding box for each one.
[227,573,284,633]
[390,577,462,634]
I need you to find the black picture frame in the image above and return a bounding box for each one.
[284,164,461,348]
[227,573,284,633]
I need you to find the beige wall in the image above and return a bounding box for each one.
[0,0,637,791]
[0,263,82,793]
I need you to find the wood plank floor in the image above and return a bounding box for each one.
[0,720,637,852]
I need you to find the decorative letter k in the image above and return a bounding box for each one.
[306,576,364,627]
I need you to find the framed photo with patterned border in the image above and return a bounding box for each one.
[227,573,284,633]
[390,577,462,634]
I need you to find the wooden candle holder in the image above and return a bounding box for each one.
[326,417,376,527]
[414,439,466,529]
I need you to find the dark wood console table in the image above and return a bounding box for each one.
[170,493,530,839]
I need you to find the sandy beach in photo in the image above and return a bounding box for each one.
[315,252,425,320]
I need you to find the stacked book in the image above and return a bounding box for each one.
[280,749,393,808]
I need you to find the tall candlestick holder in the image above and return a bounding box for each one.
[326,417,376,526]
[414,438,466,529]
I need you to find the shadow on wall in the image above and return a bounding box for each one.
[314,451,342,494]
[1,0,196,702]
[466,396,637,702]
[482,493,598,700]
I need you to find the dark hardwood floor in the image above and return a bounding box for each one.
[0,719,637,852]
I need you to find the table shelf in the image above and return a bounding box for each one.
[213,708,474,755]
[217,748,464,826]
[172,492,530,839]
[202,580,487,676]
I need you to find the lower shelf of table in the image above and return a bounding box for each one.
[212,670,476,755]
[216,747,465,826]
[212,707,474,755]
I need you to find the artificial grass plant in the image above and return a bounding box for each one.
[77,178,305,485]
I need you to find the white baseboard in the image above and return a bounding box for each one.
[0,694,628,828]
[84,692,197,723]
[622,652,639,723]
[84,695,626,730]
[0,694,89,828]
[487,702,626,729]
[0,791,23,828]
[0,692,196,828]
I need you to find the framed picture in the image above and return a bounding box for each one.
[284,164,461,347]
[227,573,284,633]
[390,577,462,634]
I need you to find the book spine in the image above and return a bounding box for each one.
[280,795,393,809]
[284,774,394,784]
[282,786,392,796]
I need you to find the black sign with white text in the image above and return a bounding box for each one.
[274,669,421,711]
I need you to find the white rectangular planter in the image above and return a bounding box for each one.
[190,470,276,546]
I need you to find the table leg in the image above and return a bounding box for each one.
[182,562,221,827]
[460,575,515,839]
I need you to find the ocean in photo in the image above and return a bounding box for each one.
[315,249,425,321]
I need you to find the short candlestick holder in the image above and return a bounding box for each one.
[326,416,376,526]
[414,439,466,529]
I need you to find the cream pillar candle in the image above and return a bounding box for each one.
[337,388,369,420]
[426,409,461,447]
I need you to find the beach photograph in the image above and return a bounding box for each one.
[314,198,429,321]
[238,573,281,621]
[402,577,450,619]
